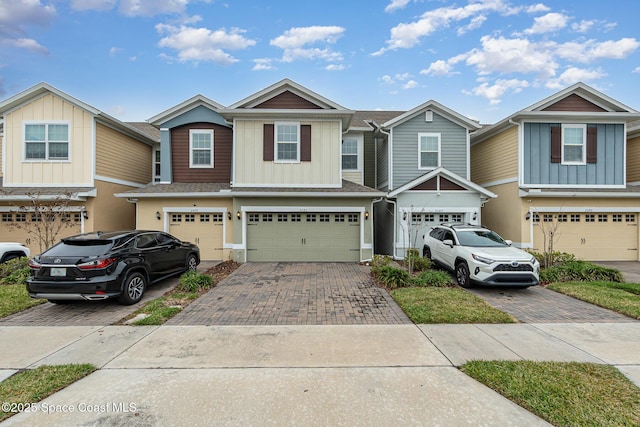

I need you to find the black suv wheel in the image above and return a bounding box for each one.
[118,272,146,305]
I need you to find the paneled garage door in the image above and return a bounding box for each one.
[169,212,224,260]
[533,212,638,261]
[246,212,361,262]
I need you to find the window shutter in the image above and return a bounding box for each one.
[550,126,561,163]
[263,124,274,161]
[586,126,597,163]
[300,125,311,162]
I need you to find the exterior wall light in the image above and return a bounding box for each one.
[236,211,241,219]
[364,211,369,220]
[82,211,89,220]
[227,211,232,220]
[156,211,161,220]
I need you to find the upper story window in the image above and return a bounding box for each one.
[418,133,440,169]
[24,123,69,161]
[561,124,586,165]
[153,148,161,182]
[275,122,300,162]
[342,139,358,170]
[190,129,214,168]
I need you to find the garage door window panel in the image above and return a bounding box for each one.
[190,129,214,168]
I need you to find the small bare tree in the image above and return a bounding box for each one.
[533,211,562,269]
[4,191,79,252]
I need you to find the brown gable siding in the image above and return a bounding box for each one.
[542,94,608,112]
[254,91,323,109]
[410,177,437,190]
[440,177,465,191]
[171,122,232,183]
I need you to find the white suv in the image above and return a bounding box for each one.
[423,224,540,288]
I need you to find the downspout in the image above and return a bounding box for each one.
[509,118,529,247]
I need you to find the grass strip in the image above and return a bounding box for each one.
[0,284,45,319]
[391,287,516,324]
[547,281,640,319]
[462,360,640,427]
[0,364,96,422]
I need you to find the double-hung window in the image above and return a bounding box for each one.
[24,123,69,160]
[153,148,161,182]
[275,122,299,162]
[190,129,214,168]
[418,133,440,169]
[561,124,586,164]
[342,139,358,170]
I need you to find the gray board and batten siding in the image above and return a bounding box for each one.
[522,123,624,186]
[391,111,469,189]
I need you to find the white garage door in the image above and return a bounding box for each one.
[169,212,224,260]
[533,212,638,261]
[246,212,361,262]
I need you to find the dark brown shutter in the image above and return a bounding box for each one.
[586,126,597,163]
[550,126,561,163]
[300,125,311,162]
[263,124,274,161]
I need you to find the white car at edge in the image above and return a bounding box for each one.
[0,242,30,263]
[422,224,540,288]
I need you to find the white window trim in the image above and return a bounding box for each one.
[274,121,300,163]
[418,132,441,170]
[23,121,71,162]
[189,129,214,168]
[561,124,586,165]
[152,146,161,183]
[341,137,362,172]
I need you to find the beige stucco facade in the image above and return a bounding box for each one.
[233,119,341,187]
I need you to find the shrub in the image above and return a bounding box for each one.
[375,265,411,289]
[404,248,432,272]
[411,270,452,287]
[177,271,214,292]
[526,250,576,266]
[371,254,393,275]
[540,260,624,284]
[0,257,30,285]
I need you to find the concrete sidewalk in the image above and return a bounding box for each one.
[1,322,639,426]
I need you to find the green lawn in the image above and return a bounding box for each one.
[547,281,640,319]
[390,286,517,323]
[0,364,96,422]
[462,360,640,427]
[0,284,44,318]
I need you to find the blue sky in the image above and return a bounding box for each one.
[1,0,639,124]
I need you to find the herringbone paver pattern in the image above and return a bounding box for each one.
[167,263,411,325]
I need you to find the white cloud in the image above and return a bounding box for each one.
[70,0,116,12]
[466,79,529,104]
[556,38,640,63]
[270,26,345,66]
[420,59,456,76]
[385,0,411,13]
[403,80,418,89]
[109,47,123,56]
[381,75,394,84]
[571,19,595,33]
[524,12,568,35]
[457,15,487,35]
[1,37,48,54]
[634,66,640,73]
[271,26,344,49]
[0,0,55,53]
[525,4,551,14]
[373,0,522,55]
[464,35,558,78]
[544,66,606,89]
[325,63,345,71]
[252,58,275,71]
[118,0,190,17]
[156,24,256,64]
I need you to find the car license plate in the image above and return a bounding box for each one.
[50,267,66,277]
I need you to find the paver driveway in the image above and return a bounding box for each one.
[168,262,412,325]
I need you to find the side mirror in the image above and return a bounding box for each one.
[442,239,454,247]
[505,240,513,246]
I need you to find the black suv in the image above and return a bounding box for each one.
[27,230,200,305]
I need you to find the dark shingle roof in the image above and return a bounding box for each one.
[350,110,405,129]
[127,122,161,141]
